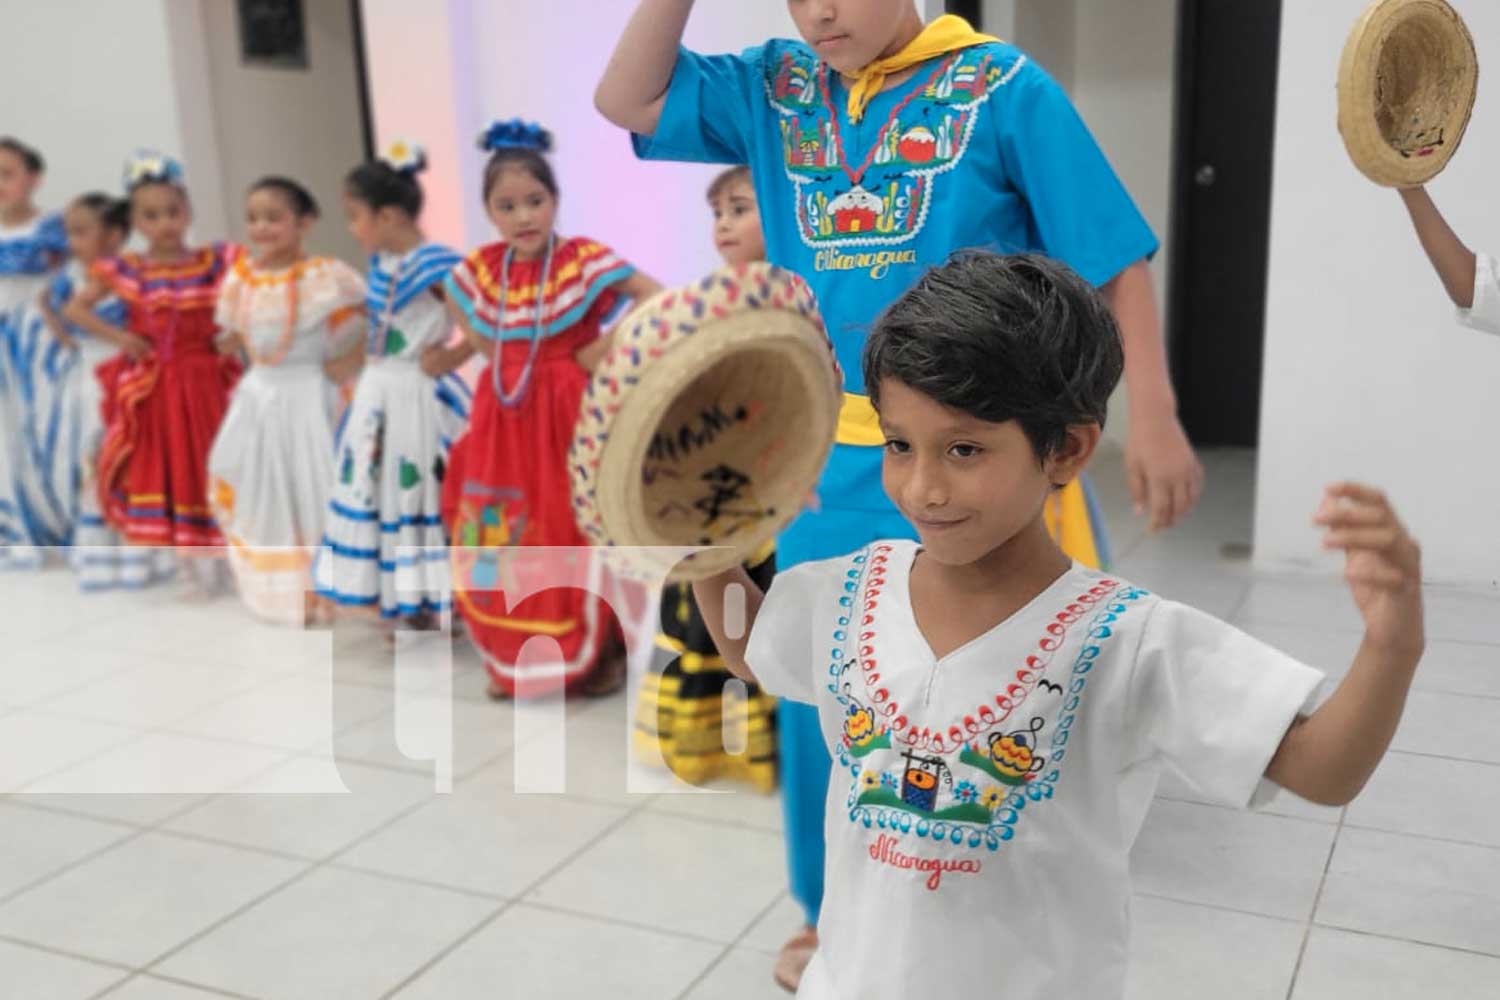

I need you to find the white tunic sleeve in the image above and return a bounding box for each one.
[1124,600,1325,809]
[1458,251,1500,336]
[744,559,830,705]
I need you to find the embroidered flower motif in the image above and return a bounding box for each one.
[953,780,979,805]
[860,771,881,791]
[122,149,184,192]
[380,139,427,176]
[880,772,899,791]
[979,786,1006,811]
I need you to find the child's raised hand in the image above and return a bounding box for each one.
[1315,482,1423,653]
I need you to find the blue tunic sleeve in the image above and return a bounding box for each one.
[994,59,1159,287]
[630,45,770,165]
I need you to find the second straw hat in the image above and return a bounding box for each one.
[1337,0,1479,187]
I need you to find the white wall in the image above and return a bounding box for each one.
[198,0,368,264]
[0,0,223,231]
[359,1,800,284]
[357,0,481,254]
[1256,0,1500,585]
[1000,1,1180,447]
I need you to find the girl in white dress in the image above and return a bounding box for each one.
[0,137,68,567]
[209,177,366,623]
[313,141,473,633]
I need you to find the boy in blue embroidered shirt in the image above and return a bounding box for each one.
[690,252,1425,999]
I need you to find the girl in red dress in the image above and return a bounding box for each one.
[64,151,239,591]
[443,120,662,699]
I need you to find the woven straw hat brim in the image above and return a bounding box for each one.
[1337,0,1478,188]
[571,263,841,583]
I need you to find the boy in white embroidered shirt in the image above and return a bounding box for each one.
[691,252,1426,999]
[1399,184,1500,336]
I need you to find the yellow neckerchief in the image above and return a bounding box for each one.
[833,14,999,445]
[842,14,999,123]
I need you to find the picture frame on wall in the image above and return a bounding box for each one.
[238,0,308,69]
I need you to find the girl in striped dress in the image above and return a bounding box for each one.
[0,137,68,567]
[314,141,472,633]
[28,194,174,588]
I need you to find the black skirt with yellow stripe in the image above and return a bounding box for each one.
[633,543,779,792]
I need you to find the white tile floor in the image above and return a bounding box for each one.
[0,446,1497,999]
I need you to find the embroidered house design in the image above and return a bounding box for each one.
[766,45,1026,249]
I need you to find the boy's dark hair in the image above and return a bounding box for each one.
[0,137,44,174]
[863,251,1124,462]
[707,165,751,203]
[73,193,131,236]
[345,161,423,218]
[251,175,320,218]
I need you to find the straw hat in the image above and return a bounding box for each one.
[1337,0,1479,187]
[571,262,841,582]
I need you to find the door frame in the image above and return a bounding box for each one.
[350,0,376,160]
[1166,0,1284,446]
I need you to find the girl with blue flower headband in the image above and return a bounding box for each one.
[441,118,662,699]
[63,150,242,596]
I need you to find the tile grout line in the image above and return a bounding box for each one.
[87,969,262,1000]
[0,822,147,911]
[1301,920,1500,963]
[1284,803,1345,999]
[1151,792,1342,828]
[3,707,641,987]
[374,791,661,1000]
[100,690,641,994]
[5,654,320,794]
[7,629,510,833]
[516,897,748,953]
[672,889,793,1000]
[0,931,137,976]
[126,716,514,983]
[5,658,509,988]
[1131,890,1309,927]
[1337,819,1500,855]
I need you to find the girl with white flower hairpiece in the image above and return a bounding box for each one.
[441,119,662,699]
[64,150,241,597]
[313,140,472,636]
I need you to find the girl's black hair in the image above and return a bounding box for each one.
[72,192,131,236]
[250,175,320,218]
[478,121,558,202]
[0,137,44,174]
[482,148,558,203]
[345,161,424,218]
